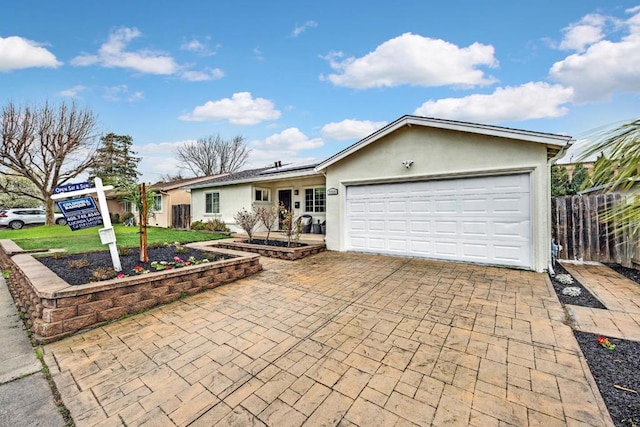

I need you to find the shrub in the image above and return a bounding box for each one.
[255,205,278,243]
[91,266,116,281]
[205,218,230,232]
[110,213,121,224]
[190,220,206,231]
[234,207,260,243]
[67,257,89,269]
[279,202,301,247]
[118,246,133,256]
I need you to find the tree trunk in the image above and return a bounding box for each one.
[45,194,55,225]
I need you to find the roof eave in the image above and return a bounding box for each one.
[186,169,322,190]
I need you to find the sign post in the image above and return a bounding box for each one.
[51,178,122,271]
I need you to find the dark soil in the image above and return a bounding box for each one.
[605,264,640,286]
[38,246,230,286]
[242,239,307,248]
[574,331,640,427]
[549,263,606,309]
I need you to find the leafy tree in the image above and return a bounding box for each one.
[89,133,140,185]
[579,118,640,233]
[0,101,100,224]
[113,178,157,221]
[176,134,249,176]
[588,153,616,188]
[0,176,41,208]
[551,165,571,197]
[570,163,590,194]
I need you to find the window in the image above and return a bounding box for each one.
[205,192,220,214]
[305,187,325,213]
[152,194,162,212]
[123,201,132,212]
[255,188,270,202]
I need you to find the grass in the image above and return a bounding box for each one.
[2,225,228,254]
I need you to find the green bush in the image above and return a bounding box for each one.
[110,213,121,224]
[205,218,230,232]
[190,220,206,231]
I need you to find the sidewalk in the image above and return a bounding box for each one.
[0,276,64,427]
[561,261,640,341]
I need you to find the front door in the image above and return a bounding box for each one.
[278,189,292,229]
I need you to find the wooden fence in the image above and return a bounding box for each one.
[551,194,639,267]
[171,204,191,229]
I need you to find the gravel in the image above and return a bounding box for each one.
[549,263,606,309]
[38,246,229,286]
[574,331,640,426]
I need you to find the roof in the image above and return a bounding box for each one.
[579,177,640,195]
[184,161,324,190]
[149,174,229,191]
[315,115,574,172]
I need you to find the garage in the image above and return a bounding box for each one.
[345,173,532,269]
[316,115,572,272]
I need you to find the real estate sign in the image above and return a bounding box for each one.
[57,197,104,231]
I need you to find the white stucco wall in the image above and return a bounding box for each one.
[190,175,326,233]
[322,126,553,272]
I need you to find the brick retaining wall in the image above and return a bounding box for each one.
[0,240,261,343]
[216,239,325,260]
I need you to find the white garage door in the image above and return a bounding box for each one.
[346,174,532,268]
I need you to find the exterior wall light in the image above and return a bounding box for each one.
[402,160,414,169]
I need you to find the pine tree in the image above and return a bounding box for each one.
[89,133,141,185]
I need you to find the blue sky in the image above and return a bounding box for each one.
[2,1,639,181]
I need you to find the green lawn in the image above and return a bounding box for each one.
[1,225,228,254]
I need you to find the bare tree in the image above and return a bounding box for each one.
[176,134,249,176]
[0,101,100,224]
[255,204,278,244]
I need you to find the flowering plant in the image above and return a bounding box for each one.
[562,286,581,297]
[555,274,574,285]
[597,336,616,350]
[132,265,149,275]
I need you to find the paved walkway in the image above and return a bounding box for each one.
[0,276,65,427]
[42,252,615,426]
[561,261,640,341]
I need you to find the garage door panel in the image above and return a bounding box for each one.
[346,174,531,269]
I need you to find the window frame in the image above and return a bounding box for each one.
[152,194,163,213]
[205,191,220,214]
[254,188,271,203]
[304,187,326,213]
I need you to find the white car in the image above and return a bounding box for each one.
[0,209,67,229]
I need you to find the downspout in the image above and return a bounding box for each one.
[547,139,574,275]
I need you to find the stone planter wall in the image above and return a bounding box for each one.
[0,240,261,343]
[216,239,326,260]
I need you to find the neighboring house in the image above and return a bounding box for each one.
[187,162,326,232]
[107,175,226,227]
[190,115,573,272]
[579,177,640,196]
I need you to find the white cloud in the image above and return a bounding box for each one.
[257,128,323,151]
[0,36,62,71]
[59,85,86,97]
[180,68,224,81]
[321,33,498,89]
[72,27,178,74]
[179,92,281,125]
[550,8,640,102]
[291,20,318,37]
[321,119,387,140]
[414,82,574,123]
[180,37,217,56]
[104,84,144,102]
[253,47,265,61]
[558,14,607,52]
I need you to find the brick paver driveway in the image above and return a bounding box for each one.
[44,252,613,426]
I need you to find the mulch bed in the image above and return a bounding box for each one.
[38,246,230,286]
[549,263,606,309]
[574,331,640,427]
[242,239,307,248]
[605,263,640,286]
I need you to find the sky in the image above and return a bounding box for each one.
[1,1,639,182]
